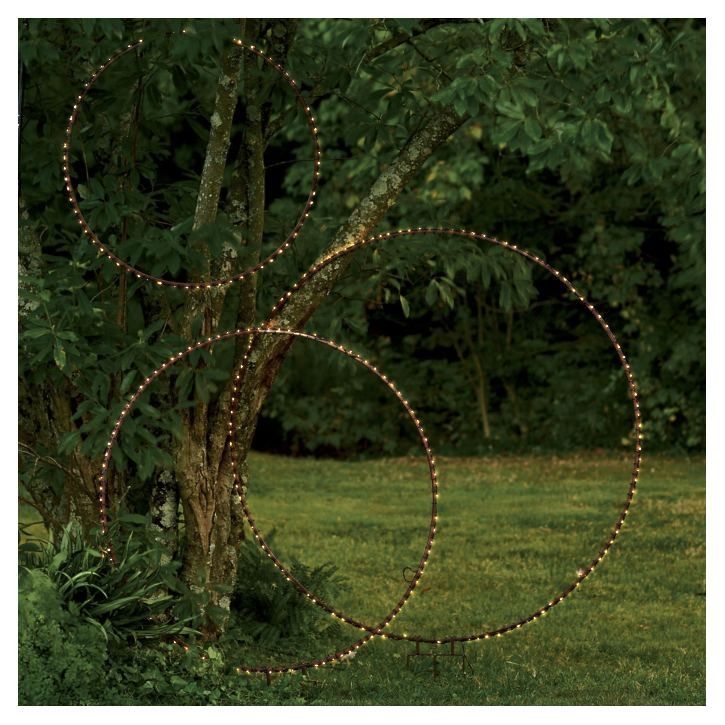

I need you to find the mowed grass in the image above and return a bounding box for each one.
[234,451,705,705]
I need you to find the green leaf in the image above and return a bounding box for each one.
[593,120,614,155]
[453,94,467,117]
[20,327,51,340]
[513,86,538,109]
[53,341,67,370]
[497,119,523,146]
[58,430,81,455]
[399,295,410,318]
[595,86,612,104]
[119,370,137,395]
[425,282,438,307]
[496,99,525,120]
[524,118,542,142]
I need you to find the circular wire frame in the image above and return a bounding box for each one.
[97,327,439,674]
[62,37,321,288]
[231,226,643,645]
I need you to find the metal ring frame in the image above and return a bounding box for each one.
[96,327,439,674]
[62,37,321,288]
[230,227,642,645]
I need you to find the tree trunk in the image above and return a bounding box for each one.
[175,20,278,626]
[150,470,178,562]
[176,39,245,604]
[471,354,492,441]
[172,21,466,632]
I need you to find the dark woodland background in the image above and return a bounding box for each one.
[20,19,704,466]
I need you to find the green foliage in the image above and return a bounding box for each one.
[17,18,704,704]
[19,567,109,705]
[100,642,308,705]
[19,520,198,644]
[231,536,345,646]
[262,18,705,454]
[18,565,303,705]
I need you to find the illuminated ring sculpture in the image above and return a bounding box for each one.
[231,226,642,645]
[97,327,439,675]
[62,38,321,289]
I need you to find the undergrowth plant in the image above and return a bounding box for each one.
[231,535,346,647]
[19,518,199,643]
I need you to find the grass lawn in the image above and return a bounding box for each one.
[229,450,705,705]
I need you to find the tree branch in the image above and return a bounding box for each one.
[363,19,454,64]
[231,103,467,456]
[180,42,244,343]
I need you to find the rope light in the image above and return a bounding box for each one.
[230,226,642,646]
[96,327,439,675]
[62,37,320,288]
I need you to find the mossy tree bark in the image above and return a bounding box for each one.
[175,39,246,610]
[174,21,301,628]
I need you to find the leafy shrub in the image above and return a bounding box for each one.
[18,569,307,705]
[19,567,108,705]
[19,519,197,644]
[18,523,316,704]
[231,535,346,647]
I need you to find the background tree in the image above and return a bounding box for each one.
[19,18,705,631]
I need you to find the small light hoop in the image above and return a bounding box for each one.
[63,37,321,288]
[97,327,439,675]
[235,226,642,645]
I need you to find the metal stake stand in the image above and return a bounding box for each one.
[406,641,472,677]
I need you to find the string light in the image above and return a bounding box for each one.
[233,226,642,647]
[97,327,439,675]
[63,36,320,288]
